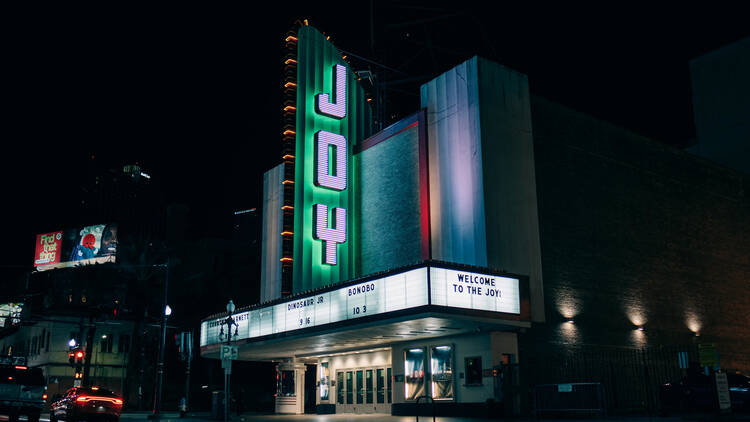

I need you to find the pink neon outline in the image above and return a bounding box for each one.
[315,64,347,119]
[313,204,346,265]
[315,131,347,191]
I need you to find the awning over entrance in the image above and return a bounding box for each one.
[200,262,530,361]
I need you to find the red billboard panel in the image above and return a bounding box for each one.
[33,224,118,271]
[34,231,63,266]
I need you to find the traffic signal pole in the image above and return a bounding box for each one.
[82,314,96,386]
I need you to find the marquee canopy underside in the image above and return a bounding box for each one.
[201,310,530,362]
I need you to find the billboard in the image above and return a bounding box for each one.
[33,223,118,270]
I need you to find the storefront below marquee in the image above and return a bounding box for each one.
[200,263,530,415]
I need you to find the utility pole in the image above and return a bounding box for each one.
[151,262,170,420]
[82,314,96,386]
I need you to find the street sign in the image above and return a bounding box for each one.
[558,384,573,393]
[698,344,717,367]
[220,345,238,360]
[715,372,731,412]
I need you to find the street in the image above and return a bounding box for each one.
[2,413,749,422]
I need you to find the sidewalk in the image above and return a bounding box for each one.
[112,412,750,422]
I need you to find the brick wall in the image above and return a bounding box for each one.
[522,95,749,386]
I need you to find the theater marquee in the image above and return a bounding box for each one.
[200,265,521,347]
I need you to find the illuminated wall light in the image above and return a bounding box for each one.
[282,180,295,185]
[314,131,347,190]
[280,257,293,263]
[285,35,298,42]
[284,82,297,88]
[315,64,347,119]
[282,154,295,160]
[313,204,346,265]
[281,231,294,236]
[283,130,296,136]
[283,106,297,112]
[284,59,297,65]
[281,205,294,210]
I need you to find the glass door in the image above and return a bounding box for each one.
[374,367,391,413]
[355,370,364,411]
[336,371,345,405]
[365,369,374,413]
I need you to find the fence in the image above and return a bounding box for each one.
[523,343,700,415]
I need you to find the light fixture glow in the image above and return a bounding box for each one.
[164,305,172,316]
[68,339,77,347]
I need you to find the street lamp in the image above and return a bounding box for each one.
[68,339,77,348]
[218,300,239,422]
[150,262,170,420]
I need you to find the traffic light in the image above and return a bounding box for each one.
[70,349,84,378]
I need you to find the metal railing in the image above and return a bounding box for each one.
[415,395,436,422]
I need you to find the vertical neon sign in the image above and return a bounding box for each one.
[314,66,348,265]
[292,25,372,293]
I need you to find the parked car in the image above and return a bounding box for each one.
[50,386,123,422]
[659,372,750,414]
[0,362,47,422]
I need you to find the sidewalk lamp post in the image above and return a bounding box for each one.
[219,300,238,422]
[150,262,169,420]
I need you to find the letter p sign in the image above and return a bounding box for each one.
[313,204,346,265]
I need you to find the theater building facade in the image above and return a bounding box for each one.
[200,25,750,416]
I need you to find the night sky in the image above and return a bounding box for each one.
[3,3,748,287]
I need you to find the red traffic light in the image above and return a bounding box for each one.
[75,351,84,359]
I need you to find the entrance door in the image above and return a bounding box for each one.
[336,367,391,414]
[336,371,345,411]
[354,370,364,412]
[364,369,374,413]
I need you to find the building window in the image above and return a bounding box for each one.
[465,356,482,386]
[278,370,295,397]
[118,335,130,353]
[431,345,454,400]
[404,348,425,400]
[319,362,329,401]
[100,334,113,353]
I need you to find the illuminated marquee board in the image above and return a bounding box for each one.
[430,268,521,314]
[200,266,521,347]
[292,26,372,293]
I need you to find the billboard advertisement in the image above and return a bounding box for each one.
[33,223,118,270]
